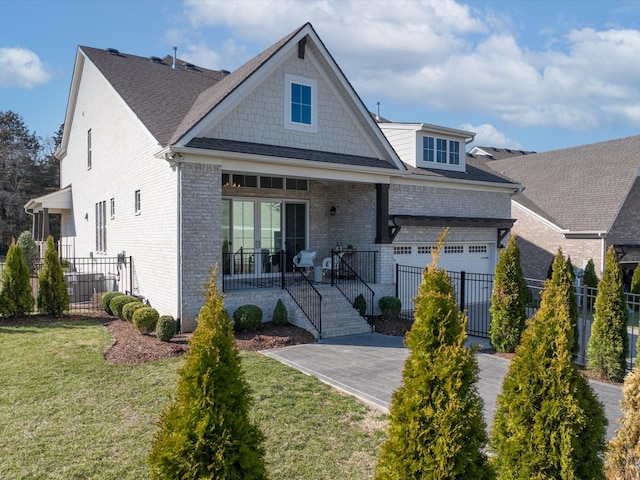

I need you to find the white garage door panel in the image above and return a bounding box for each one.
[393,244,493,275]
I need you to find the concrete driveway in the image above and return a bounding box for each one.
[262,333,623,440]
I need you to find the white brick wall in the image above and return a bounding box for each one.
[60,59,178,317]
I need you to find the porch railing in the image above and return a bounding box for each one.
[221,248,285,292]
[330,251,375,319]
[285,270,322,336]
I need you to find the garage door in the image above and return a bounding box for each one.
[393,243,494,275]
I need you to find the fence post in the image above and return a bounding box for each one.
[395,263,399,298]
[580,283,588,366]
[459,271,466,313]
[280,250,286,289]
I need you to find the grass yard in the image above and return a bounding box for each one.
[0,319,387,479]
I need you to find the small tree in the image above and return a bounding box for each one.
[583,258,598,311]
[17,231,39,275]
[587,246,629,383]
[549,249,580,360]
[148,267,266,479]
[605,367,640,479]
[38,236,69,316]
[490,252,607,479]
[0,239,34,317]
[489,235,527,353]
[375,229,492,479]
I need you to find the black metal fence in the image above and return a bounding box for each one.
[284,270,322,336]
[0,256,133,314]
[396,264,638,370]
[330,254,375,318]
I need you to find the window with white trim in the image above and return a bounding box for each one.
[284,74,317,132]
[422,136,461,166]
[87,129,92,169]
[95,200,106,253]
[110,198,115,219]
[135,190,141,215]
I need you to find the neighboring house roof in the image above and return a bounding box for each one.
[485,135,640,232]
[467,146,536,161]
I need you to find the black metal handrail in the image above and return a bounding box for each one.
[331,251,375,320]
[221,248,284,292]
[285,269,322,337]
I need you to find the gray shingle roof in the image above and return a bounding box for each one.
[467,146,536,161]
[402,156,519,185]
[187,137,398,170]
[79,24,305,147]
[485,135,640,232]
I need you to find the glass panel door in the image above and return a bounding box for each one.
[260,202,281,273]
[232,199,255,275]
[285,203,307,271]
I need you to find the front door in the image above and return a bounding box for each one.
[222,199,307,275]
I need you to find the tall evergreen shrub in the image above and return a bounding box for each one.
[17,230,39,275]
[37,236,70,316]
[489,235,527,352]
[605,367,640,479]
[550,249,580,360]
[587,246,629,383]
[375,229,491,480]
[583,259,598,311]
[490,251,607,479]
[0,239,34,317]
[148,268,266,479]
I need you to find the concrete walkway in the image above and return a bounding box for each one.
[262,333,624,440]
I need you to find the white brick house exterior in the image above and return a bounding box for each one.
[26,23,519,333]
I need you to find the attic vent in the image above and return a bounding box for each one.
[185,62,196,70]
[220,69,231,75]
[149,56,163,63]
[105,48,120,55]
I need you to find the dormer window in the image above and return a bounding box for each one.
[423,136,460,166]
[284,74,317,133]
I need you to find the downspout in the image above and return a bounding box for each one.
[166,151,184,332]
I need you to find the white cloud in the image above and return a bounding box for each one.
[460,123,522,149]
[0,47,51,88]
[176,0,640,131]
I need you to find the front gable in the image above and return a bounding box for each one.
[178,24,403,172]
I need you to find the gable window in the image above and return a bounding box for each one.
[87,129,92,169]
[284,74,317,133]
[422,136,461,167]
[135,190,141,215]
[95,200,106,253]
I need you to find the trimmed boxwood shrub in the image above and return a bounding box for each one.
[110,295,139,319]
[272,299,288,326]
[378,296,401,322]
[156,315,177,342]
[133,306,159,334]
[354,294,367,315]
[122,301,146,323]
[233,304,263,332]
[101,291,124,315]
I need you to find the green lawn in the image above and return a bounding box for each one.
[0,319,387,479]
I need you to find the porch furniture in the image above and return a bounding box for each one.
[321,255,340,283]
[293,250,316,275]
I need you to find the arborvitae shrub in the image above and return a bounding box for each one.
[122,301,145,323]
[37,236,70,317]
[148,267,266,479]
[110,295,139,319]
[378,296,401,321]
[272,299,288,326]
[156,315,177,342]
[353,293,367,315]
[605,367,640,479]
[587,246,629,383]
[133,307,159,334]
[376,229,491,480]
[490,252,607,479]
[549,249,580,360]
[101,291,124,314]
[233,304,263,331]
[17,231,39,275]
[0,239,34,317]
[489,235,527,352]
[583,258,599,311]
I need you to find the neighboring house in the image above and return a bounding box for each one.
[25,23,519,336]
[467,146,536,161]
[484,135,640,282]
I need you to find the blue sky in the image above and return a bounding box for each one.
[3,0,640,153]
